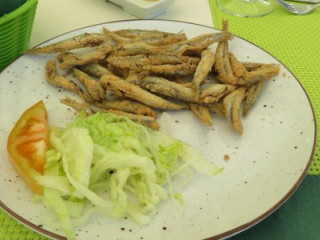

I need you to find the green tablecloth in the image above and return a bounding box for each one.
[1,2,319,239]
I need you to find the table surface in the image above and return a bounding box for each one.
[1,0,319,239]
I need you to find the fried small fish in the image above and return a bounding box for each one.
[136,75,198,102]
[100,75,186,110]
[243,80,265,115]
[72,68,106,101]
[223,88,246,134]
[26,33,105,54]
[95,99,157,118]
[189,103,213,126]
[199,83,236,104]
[59,46,112,70]
[192,48,215,97]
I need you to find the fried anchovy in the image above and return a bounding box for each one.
[107,54,183,70]
[223,87,246,134]
[79,63,112,78]
[45,60,81,94]
[72,68,106,101]
[100,75,186,110]
[229,53,280,85]
[114,29,185,40]
[243,80,265,115]
[142,62,197,76]
[103,27,186,46]
[238,64,280,85]
[60,97,159,130]
[59,46,112,69]
[229,53,247,78]
[207,102,225,117]
[192,48,215,97]
[199,83,236,104]
[60,97,92,115]
[26,33,105,54]
[134,75,198,102]
[95,99,157,118]
[165,26,232,56]
[189,103,213,126]
[112,42,167,56]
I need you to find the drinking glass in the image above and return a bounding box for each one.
[217,0,274,17]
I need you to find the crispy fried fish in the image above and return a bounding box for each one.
[189,103,213,126]
[79,63,112,78]
[114,29,185,40]
[243,80,265,115]
[239,64,280,85]
[103,27,186,46]
[135,75,198,102]
[141,62,197,76]
[223,88,246,134]
[229,53,247,78]
[112,42,166,56]
[45,60,81,94]
[229,53,280,85]
[100,75,186,110]
[60,97,92,115]
[107,54,183,70]
[207,102,225,117]
[192,48,215,97]
[59,46,112,70]
[95,99,157,118]
[45,60,93,102]
[72,68,106,101]
[61,97,159,130]
[199,83,236,104]
[26,33,105,54]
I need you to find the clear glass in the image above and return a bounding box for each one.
[217,0,274,17]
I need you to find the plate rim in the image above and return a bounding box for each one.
[0,19,317,240]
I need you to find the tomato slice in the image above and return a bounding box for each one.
[7,100,49,195]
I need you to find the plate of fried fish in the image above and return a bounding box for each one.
[0,20,316,240]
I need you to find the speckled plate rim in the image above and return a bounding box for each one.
[0,19,317,240]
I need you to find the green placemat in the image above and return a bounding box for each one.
[0,209,48,239]
[209,0,319,175]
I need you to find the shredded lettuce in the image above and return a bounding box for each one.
[35,112,223,240]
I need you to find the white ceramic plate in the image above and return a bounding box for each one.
[0,20,316,240]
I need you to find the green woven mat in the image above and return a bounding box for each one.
[0,210,48,240]
[209,0,320,175]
